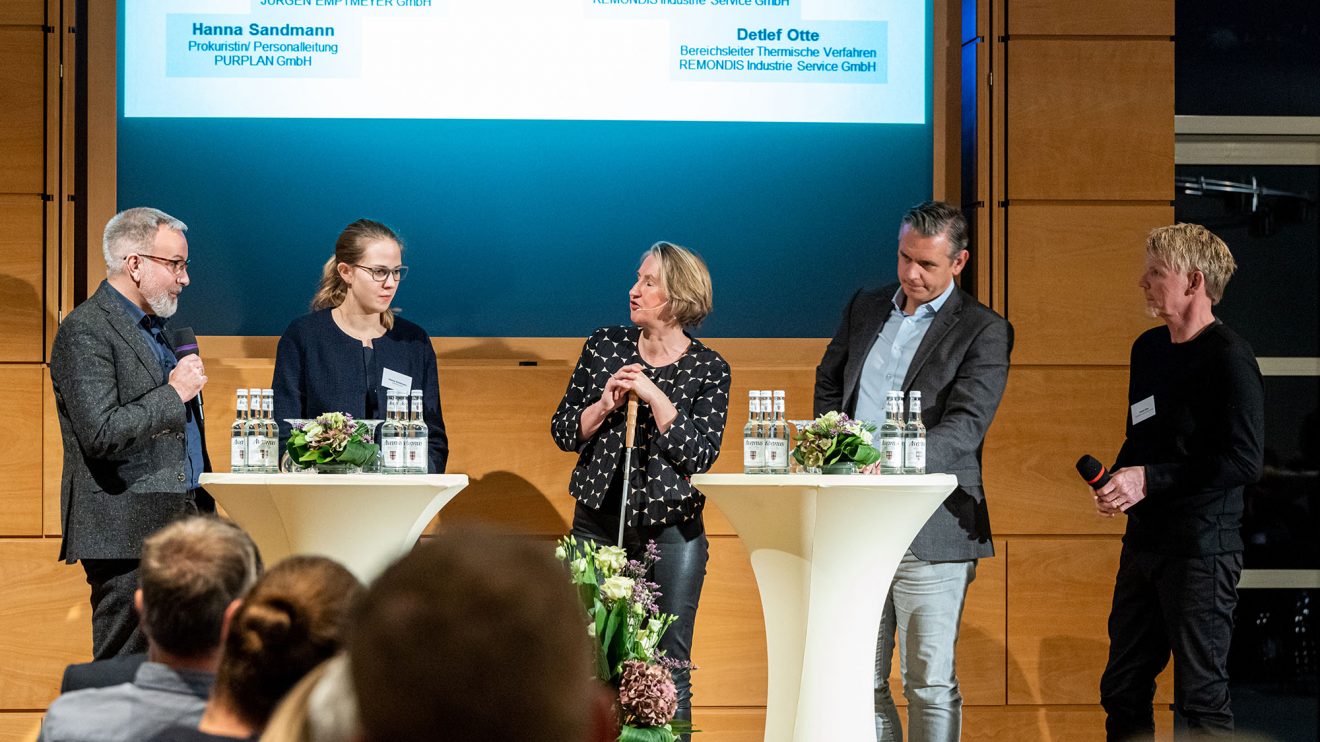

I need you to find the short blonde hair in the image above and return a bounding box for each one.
[647,241,713,328]
[1146,223,1237,305]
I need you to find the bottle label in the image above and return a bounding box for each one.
[231,438,246,470]
[879,435,903,467]
[262,437,278,469]
[382,438,405,470]
[405,437,427,472]
[247,435,267,468]
[904,437,926,472]
[743,438,765,469]
[765,438,788,467]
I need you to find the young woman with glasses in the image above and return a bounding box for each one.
[271,218,448,471]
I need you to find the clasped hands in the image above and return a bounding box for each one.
[596,364,664,413]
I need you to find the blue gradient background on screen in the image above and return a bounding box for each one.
[117,5,932,338]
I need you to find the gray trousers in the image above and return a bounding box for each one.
[874,550,977,742]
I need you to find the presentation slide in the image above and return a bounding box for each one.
[123,0,925,124]
[117,0,932,338]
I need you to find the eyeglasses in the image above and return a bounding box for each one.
[353,264,409,283]
[135,253,191,275]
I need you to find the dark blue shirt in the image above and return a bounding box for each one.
[109,286,204,489]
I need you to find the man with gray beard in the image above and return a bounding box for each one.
[51,207,213,659]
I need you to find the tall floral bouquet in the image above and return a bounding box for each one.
[556,536,695,742]
[791,410,881,470]
[286,412,378,469]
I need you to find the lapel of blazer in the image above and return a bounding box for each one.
[94,282,166,386]
[902,285,964,390]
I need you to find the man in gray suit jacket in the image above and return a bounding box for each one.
[814,201,1012,742]
[50,207,212,659]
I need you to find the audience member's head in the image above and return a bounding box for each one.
[136,516,261,663]
[211,556,364,734]
[259,653,362,742]
[349,528,609,742]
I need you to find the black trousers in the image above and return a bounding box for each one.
[81,558,148,660]
[78,489,210,660]
[1100,546,1242,741]
[571,501,708,732]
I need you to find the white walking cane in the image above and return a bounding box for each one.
[616,392,639,547]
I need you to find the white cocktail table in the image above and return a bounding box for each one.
[199,472,469,583]
[691,473,957,742]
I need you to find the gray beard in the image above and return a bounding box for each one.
[145,291,178,318]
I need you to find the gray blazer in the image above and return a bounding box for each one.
[814,284,1012,561]
[50,281,212,563]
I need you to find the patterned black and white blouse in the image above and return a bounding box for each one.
[552,325,732,527]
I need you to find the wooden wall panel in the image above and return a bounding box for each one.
[690,708,765,741]
[0,199,44,362]
[690,535,767,707]
[0,28,43,194]
[0,1,44,26]
[0,713,41,742]
[0,367,43,536]
[0,539,91,710]
[42,368,60,536]
[962,704,1174,741]
[1006,0,1173,37]
[1007,539,1172,706]
[984,368,1129,536]
[1005,40,1173,201]
[1005,204,1167,366]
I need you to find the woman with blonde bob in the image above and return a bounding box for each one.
[272,219,447,471]
[551,241,732,732]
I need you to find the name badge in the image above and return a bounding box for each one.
[381,367,413,393]
[1131,395,1156,425]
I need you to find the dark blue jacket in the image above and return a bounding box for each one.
[272,309,448,472]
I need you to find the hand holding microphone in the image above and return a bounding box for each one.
[169,356,207,403]
[1076,454,1146,516]
[167,327,207,406]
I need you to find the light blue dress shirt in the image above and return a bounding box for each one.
[853,280,955,426]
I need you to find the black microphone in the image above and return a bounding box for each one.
[170,326,199,360]
[1075,454,1111,490]
[168,327,204,419]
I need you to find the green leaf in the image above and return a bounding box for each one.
[619,724,676,742]
[340,439,379,466]
[852,444,882,466]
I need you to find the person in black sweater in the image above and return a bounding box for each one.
[272,219,448,472]
[1094,223,1264,740]
[551,241,731,733]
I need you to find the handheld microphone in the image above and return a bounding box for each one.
[168,327,204,419]
[170,327,199,360]
[1075,454,1111,490]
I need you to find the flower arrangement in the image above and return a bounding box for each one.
[285,412,379,470]
[791,410,881,471]
[556,536,695,742]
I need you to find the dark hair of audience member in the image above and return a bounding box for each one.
[349,528,600,742]
[139,516,261,658]
[213,556,364,730]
